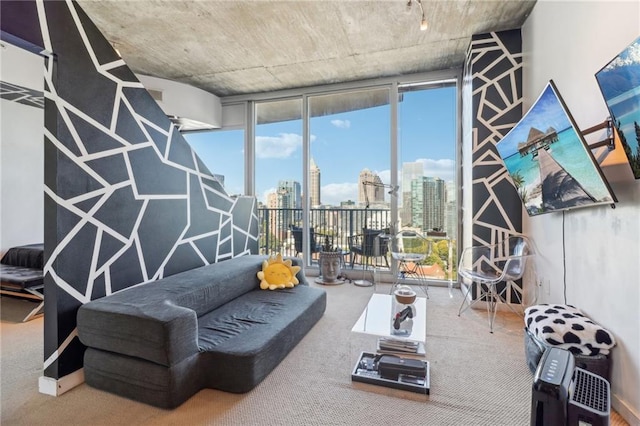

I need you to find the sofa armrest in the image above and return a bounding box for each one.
[77,300,199,367]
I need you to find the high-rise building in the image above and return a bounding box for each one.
[266,192,278,209]
[276,180,302,229]
[445,201,456,239]
[310,158,321,208]
[358,169,384,207]
[411,176,445,232]
[401,162,423,226]
[277,180,302,209]
[402,162,424,193]
[444,181,457,238]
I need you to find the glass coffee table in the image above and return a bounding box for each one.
[351,293,427,356]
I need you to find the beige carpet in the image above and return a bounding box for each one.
[0,282,628,425]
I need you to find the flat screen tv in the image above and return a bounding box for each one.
[595,36,640,179]
[496,80,617,216]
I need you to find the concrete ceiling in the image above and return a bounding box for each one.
[77,0,536,99]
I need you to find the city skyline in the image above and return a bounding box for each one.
[185,86,457,207]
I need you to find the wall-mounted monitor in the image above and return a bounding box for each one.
[595,36,640,179]
[496,80,617,216]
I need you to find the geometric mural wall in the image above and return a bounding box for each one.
[462,29,524,303]
[1,0,258,381]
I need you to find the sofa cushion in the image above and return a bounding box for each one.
[198,284,326,393]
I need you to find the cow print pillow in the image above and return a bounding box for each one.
[524,304,616,356]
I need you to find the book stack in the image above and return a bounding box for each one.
[378,338,421,354]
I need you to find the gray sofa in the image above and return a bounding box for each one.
[76,255,326,408]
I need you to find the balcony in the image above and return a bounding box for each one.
[258,207,457,284]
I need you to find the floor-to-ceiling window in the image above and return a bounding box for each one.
[308,87,391,261]
[189,72,460,279]
[254,98,303,260]
[397,83,458,282]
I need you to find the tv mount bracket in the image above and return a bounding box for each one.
[582,117,615,151]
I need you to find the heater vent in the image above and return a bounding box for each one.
[570,367,610,415]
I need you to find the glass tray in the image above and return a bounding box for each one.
[351,351,430,395]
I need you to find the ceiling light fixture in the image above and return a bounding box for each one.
[405,0,428,31]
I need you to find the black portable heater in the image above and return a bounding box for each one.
[530,347,610,426]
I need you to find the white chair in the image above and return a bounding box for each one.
[457,235,534,333]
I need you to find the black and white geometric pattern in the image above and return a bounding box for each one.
[463,29,524,304]
[2,1,258,380]
[0,81,44,108]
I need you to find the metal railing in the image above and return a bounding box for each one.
[258,207,392,257]
[258,207,457,281]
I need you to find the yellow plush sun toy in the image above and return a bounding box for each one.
[257,253,301,290]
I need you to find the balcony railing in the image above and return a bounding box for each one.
[258,207,457,282]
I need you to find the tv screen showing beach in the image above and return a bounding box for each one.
[496,81,616,216]
[595,36,640,179]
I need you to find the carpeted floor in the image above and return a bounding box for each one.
[0,281,628,425]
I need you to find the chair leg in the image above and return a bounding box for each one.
[458,280,476,316]
[418,269,429,299]
[486,284,498,333]
[460,280,518,333]
[496,280,525,316]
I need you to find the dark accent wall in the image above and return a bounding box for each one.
[1,1,258,380]
[462,29,524,302]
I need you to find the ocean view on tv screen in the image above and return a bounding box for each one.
[595,36,640,179]
[496,81,616,216]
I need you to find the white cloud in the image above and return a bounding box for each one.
[259,187,277,205]
[377,169,392,184]
[416,158,456,182]
[331,119,351,129]
[255,133,302,159]
[321,182,358,206]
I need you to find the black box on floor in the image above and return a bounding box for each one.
[351,352,430,395]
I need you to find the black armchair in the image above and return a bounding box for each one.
[290,226,322,257]
[348,228,389,268]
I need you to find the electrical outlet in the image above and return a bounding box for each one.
[536,277,550,297]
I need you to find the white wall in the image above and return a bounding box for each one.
[0,43,44,255]
[136,74,222,131]
[522,1,640,423]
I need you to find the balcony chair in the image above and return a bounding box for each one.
[457,234,534,333]
[348,228,389,269]
[388,229,431,297]
[290,226,322,258]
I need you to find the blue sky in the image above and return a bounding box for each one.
[186,86,457,205]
